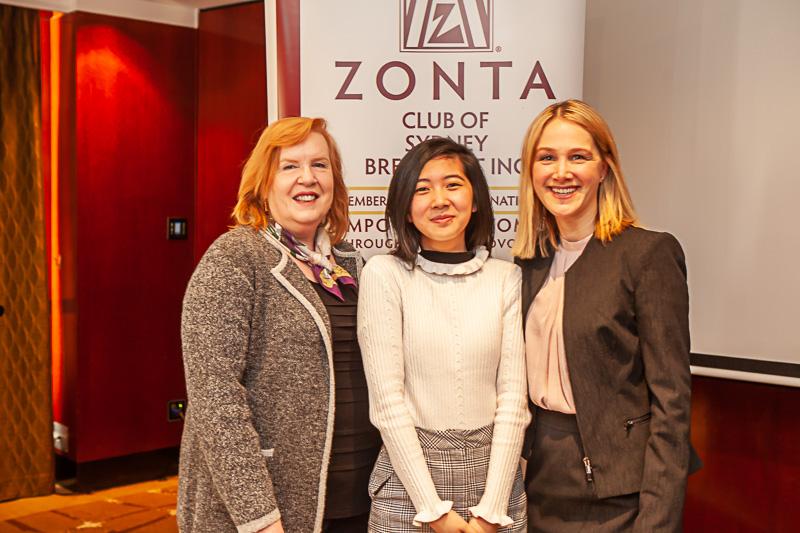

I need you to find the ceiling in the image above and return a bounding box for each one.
[141,0,245,9]
[2,0,256,27]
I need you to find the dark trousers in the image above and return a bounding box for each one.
[322,512,369,533]
[526,408,639,533]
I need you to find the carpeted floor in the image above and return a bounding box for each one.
[0,477,177,532]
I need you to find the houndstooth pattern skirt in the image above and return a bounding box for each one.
[367,425,527,532]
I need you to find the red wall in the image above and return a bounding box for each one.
[56,11,195,463]
[52,0,267,467]
[275,0,299,118]
[685,377,800,532]
[195,1,267,261]
[54,13,79,448]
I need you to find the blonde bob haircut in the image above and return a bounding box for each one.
[232,117,349,243]
[513,99,637,259]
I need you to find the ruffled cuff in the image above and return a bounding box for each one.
[468,504,514,528]
[412,500,454,526]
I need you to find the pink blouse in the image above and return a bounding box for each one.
[525,234,591,414]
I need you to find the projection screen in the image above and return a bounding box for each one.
[583,0,800,386]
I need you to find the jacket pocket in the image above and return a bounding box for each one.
[624,412,651,432]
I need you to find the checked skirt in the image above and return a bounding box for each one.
[367,424,526,532]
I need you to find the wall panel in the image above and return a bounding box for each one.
[686,377,800,531]
[196,1,266,261]
[55,11,195,463]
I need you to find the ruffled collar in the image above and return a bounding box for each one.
[415,246,489,276]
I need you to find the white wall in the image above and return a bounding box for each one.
[583,0,800,369]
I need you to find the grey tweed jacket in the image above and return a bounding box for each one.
[177,226,362,533]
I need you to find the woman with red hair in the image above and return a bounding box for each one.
[178,117,380,533]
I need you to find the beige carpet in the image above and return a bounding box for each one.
[0,477,177,532]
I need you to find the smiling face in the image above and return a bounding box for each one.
[266,131,334,246]
[409,156,475,252]
[532,118,607,238]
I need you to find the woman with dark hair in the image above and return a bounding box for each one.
[514,100,694,532]
[178,117,380,533]
[358,138,529,533]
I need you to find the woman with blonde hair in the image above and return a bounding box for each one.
[178,117,380,533]
[514,100,693,531]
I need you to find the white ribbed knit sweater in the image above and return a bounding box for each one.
[357,248,530,525]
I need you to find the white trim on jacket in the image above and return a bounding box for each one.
[265,233,336,533]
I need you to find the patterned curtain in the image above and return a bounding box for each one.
[0,5,54,501]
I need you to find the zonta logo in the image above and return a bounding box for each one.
[333,0,555,102]
[401,0,492,52]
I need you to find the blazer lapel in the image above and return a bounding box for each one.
[263,234,333,345]
[521,253,555,323]
[564,235,602,282]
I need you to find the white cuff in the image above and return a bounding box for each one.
[468,504,514,528]
[412,500,454,527]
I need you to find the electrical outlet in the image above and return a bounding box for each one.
[168,399,186,422]
[53,421,69,453]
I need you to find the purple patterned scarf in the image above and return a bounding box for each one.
[265,223,356,301]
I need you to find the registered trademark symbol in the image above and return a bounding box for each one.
[495,45,502,52]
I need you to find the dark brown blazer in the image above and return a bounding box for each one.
[517,226,691,532]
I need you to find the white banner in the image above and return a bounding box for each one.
[300,0,586,259]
